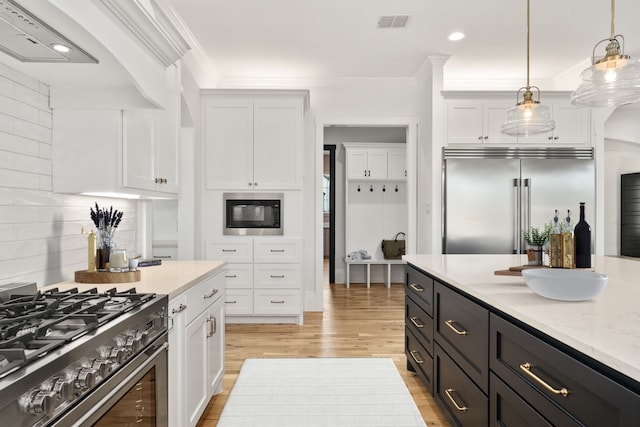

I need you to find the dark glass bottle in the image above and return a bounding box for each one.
[574,202,591,268]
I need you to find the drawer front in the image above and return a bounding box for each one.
[185,272,225,324]
[435,282,489,392]
[490,313,640,426]
[405,265,434,317]
[254,289,301,315]
[254,238,301,263]
[435,343,488,427]
[406,295,434,357]
[223,264,253,289]
[254,264,301,289]
[225,289,253,315]
[205,239,253,262]
[406,327,434,394]
[490,373,554,427]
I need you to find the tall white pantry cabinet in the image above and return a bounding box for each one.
[201,89,308,324]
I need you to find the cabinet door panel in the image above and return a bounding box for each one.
[446,102,484,144]
[406,265,434,317]
[123,109,158,191]
[435,343,488,427]
[435,282,489,392]
[490,373,555,427]
[490,313,640,426]
[406,295,434,356]
[406,328,434,394]
[346,150,368,180]
[254,289,301,315]
[253,99,302,189]
[225,289,253,315]
[366,149,388,180]
[387,150,406,180]
[185,309,209,426]
[204,100,253,189]
[254,264,301,289]
[207,299,225,396]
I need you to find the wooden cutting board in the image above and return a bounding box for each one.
[75,270,141,283]
[493,265,548,276]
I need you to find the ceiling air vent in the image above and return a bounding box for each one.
[377,15,409,28]
[0,0,97,63]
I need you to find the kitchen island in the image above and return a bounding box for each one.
[404,254,640,426]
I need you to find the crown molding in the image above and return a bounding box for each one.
[100,0,191,66]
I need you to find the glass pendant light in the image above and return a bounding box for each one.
[501,0,555,136]
[571,0,640,107]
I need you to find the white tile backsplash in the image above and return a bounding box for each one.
[0,64,137,287]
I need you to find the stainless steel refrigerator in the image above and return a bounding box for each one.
[442,147,595,254]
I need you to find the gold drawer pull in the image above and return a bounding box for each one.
[409,316,425,328]
[409,283,424,292]
[519,363,569,397]
[445,320,468,336]
[444,388,468,412]
[409,350,424,365]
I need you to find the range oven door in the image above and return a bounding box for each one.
[52,334,168,427]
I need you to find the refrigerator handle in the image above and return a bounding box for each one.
[524,178,531,236]
[513,178,520,254]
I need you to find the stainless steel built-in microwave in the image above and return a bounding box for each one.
[223,193,283,235]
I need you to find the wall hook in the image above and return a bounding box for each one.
[370,185,373,192]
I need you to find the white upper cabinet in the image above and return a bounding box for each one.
[387,149,408,180]
[203,90,308,190]
[53,107,179,198]
[52,67,181,198]
[344,143,407,181]
[446,100,515,144]
[444,92,591,146]
[517,99,591,145]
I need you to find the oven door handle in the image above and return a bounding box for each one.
[68,340,169,426]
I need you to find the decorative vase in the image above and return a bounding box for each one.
[527,246,543,266]
[96,226,116,271]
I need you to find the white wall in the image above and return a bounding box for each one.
[0,63,137,287]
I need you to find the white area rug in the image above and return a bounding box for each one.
[217,357,427,427]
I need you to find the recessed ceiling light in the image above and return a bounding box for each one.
[448,32,465,41]
[51,43,71,53]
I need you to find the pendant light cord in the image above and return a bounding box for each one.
[526,0,530,89]
[610,0,615,39]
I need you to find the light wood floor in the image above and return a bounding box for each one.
[196,266,450,426]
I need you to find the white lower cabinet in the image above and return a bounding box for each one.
[168,271,225,427]
[206,237,302,324]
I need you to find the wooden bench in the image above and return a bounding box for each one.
[344,258,405,288]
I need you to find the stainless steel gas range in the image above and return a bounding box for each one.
[0,282,169,426]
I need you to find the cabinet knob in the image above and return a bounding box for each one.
[548,136,553,140]
[254,182,258,186]
[553,136,559,140]
[484,136,488,140]
[478,136,483,140]
[248,182,253,186]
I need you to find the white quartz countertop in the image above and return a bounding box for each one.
[403,254,640,385]
[43,260,227,298]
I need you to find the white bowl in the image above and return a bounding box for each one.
[521,268,608,301]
